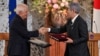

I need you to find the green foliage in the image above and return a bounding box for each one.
[31,0,46,13]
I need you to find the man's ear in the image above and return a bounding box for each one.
[19,11,23,14]
[71,9,75,13]
[73,9,77,13]
[17,11,23,17]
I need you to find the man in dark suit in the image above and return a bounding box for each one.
[42,2,90,56]
[8,4,44,56]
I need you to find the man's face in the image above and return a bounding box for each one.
[66,9,72,19]
[67,8,75,19]
[21,9,28,19]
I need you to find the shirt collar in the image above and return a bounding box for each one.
[71,14,79,23]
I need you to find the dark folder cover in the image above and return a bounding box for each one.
[49,33,68,42]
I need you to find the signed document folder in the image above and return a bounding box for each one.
[49,33,68,42]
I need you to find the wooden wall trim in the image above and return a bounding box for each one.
[0,33,100,41]
[0,33,100,56]
[89,33,100,41]
[0,33,9,40]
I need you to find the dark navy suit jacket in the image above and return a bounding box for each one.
[50,16,90,56]
[8,15,39,56]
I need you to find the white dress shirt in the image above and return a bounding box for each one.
[71,14,79,24]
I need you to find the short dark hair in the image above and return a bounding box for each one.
[69,2,81,13]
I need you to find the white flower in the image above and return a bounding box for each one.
[60,2,65,7]
[65,2,69,7]
[62,0,66,2]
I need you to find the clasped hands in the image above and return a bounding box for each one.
[38,27,48,35]
[38,27,73,43]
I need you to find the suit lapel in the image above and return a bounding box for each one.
[71,16,80,30]
[67,16,80,36]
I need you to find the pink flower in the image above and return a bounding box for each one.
[52,0,58,3]
[47,0,51,4]
[53,3,59,9]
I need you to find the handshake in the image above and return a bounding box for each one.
[38,27,74,44]
[38,27,49,35]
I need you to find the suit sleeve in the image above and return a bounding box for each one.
[50,24,67,34]
[73,20,89,45]
[11,21,39,39]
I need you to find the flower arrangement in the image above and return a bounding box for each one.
[44,0,71,26]
[45,0,70,14]
[31,0,71,26]
[31,0,71,14]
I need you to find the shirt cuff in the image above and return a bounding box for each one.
[48,28,51,32]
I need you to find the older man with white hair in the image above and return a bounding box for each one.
[7,3,44,56]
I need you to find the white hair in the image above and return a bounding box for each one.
[15,3,28,14]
